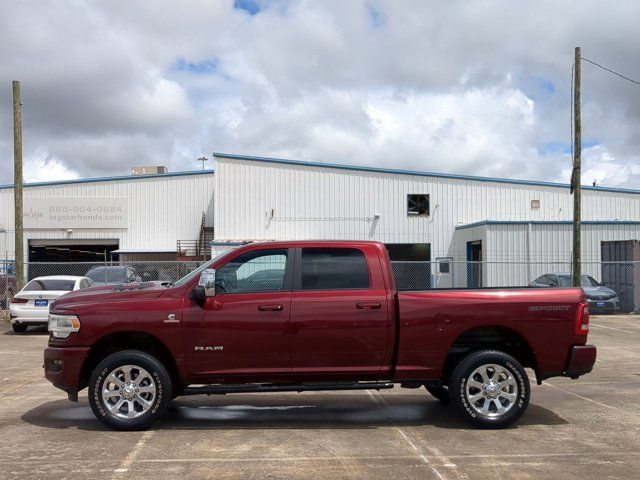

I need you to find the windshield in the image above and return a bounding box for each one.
[87,268,127,283]
[24,279,75,291]
[173,252,228,287]
[557,275,599,287]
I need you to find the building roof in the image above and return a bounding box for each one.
[0,169,214,190]
[456,220,640,230]
[213,152,640,195]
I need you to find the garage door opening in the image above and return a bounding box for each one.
[27,240,119,279]
[29,240,119,262]
[385,243,431,290]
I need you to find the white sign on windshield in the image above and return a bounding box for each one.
[24,197,128,229]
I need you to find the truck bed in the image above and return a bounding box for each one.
[394,287,586,381]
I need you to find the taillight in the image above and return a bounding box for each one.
[10,297,28,304]
[574,301,590,336]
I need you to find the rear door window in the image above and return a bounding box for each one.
[300,248,370,290]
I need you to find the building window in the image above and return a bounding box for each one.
[439,260,450,274]
[407,194,430,216]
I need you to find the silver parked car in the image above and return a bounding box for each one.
[530,273,620,313]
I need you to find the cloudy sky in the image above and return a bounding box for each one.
[1,0,640,188]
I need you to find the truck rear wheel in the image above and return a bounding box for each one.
[449,350,530,428]
[88,350,172,431]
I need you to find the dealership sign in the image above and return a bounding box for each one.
[24,197,128,229]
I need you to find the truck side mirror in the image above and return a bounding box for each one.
[191,285,206,302]
[198,269,217,297]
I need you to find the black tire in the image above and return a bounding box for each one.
[449,350,530,428]
[88,350,172,431]
[425,385,451,404]
[12,323,28,333]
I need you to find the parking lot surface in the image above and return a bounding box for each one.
[0,315,638,480]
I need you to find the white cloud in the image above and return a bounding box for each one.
[23,151,80,183]
[579,145,640,188]
[0,0,639,189]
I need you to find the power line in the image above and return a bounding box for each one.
[569,53,640,190]
[582,57,640,86]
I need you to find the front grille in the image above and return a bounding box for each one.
[588,300,614,308]
[588,294,616,301]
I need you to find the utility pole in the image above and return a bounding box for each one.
[572,48,581,287]
[13,81,24,290]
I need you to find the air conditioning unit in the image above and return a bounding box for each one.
[131,166,168,175]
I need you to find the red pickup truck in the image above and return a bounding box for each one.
[44,241,596,431]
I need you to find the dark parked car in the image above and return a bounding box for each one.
[85,266,142,286]
[236,268,286,291]
[530,273,620,313]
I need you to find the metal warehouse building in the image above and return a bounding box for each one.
[0,170,214,263]
[1,152,640,293]
[212,153,640,289]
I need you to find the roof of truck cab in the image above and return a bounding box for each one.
[213,240,388,259]
[229,240,386,248]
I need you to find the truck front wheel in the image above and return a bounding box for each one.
[449,350,530,428]
[88,350,173,431]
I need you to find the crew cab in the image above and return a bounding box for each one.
[44,241,596,430]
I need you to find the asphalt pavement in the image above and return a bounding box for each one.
[0,315,638,479]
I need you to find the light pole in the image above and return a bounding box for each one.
[197,156,208,170]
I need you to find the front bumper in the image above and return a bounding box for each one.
[10,305,49,324]
[563,344,597,378]
[11,317,48,325]
[43,346,90,401]
[587,298,620,312]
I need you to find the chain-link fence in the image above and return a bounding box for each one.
[391,260,640,312]
[2,259,639,316]
[0,260,207,321]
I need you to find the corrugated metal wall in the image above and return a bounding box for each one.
[214,157,640,260]
[460,223,640,287]
[0,172,215,258]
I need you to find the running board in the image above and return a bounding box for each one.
[182,381,395,396]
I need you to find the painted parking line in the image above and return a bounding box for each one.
[590,323,637,335]
[113,430,155,477]
[367,390,467,480]
[542,381,633,414]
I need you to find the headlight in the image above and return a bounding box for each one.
[48,314,81,339]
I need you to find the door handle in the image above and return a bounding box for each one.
[258,304,284,311]
[356,302,381,310]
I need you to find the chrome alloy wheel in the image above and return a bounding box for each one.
[102,365,156,419]
[465,363,519,418]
